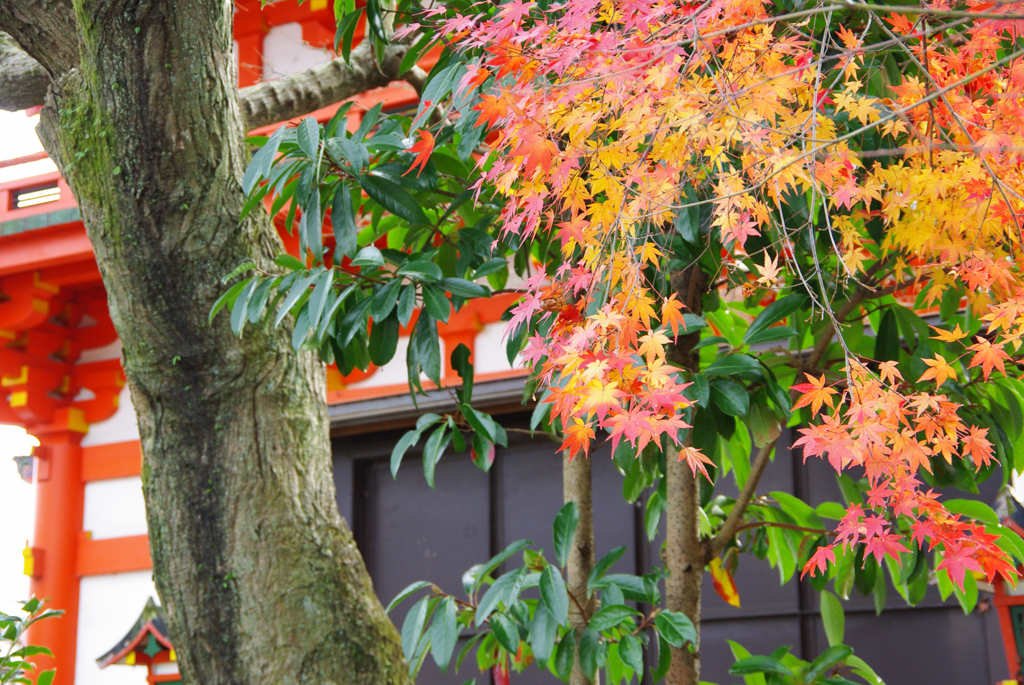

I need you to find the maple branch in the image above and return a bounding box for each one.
[733,521,829,536]
[704,441,775,562]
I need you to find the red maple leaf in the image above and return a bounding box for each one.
[403,129,435,177]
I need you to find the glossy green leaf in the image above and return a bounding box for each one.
[422,285,452,323]
[431,596,459,670]
[553,502,579,568]
[588,605,638,633]
[654,610,696,648]
[529,603,558,662]
[402,596,430,661]
[297,116,320,160]
[744,295,807,344]
[386,581,432,613]
[587,546,626,588]
[358,173,429,225]
[540,566,569,626]
[820,591,844,648]
[729,656,794,677]
[709,378,749,416]
[369,310,400,366]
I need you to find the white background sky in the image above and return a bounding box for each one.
[0,109,53,614]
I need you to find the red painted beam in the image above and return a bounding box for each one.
[0,223,93,278]
[81,441,142,482]
[77,535,152,576]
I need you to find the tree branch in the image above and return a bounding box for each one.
[0,33,48,112]
[238,39,413,130]
[1,34,417,130]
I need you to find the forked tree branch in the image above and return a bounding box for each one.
[0,33,49,112]
[0,29,414,131]
[702,276,901,562]
[239,39,413,129]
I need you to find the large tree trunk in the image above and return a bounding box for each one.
[6,1,409,683]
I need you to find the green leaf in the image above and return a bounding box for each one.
[396,283,416,327]
[37,671,55,685]
[423,424,451,489]
[398,260,443,282]
[654,610,696,648]
[744,325,798,346]
[422,285,452,323]
[806,645,853,683]
[386,581,432,613]
[274,269,321,327]
[709,378,749,416]
[274,254,306,271]
[744,295,807,344]
[953,570,978,614]
[402,596,430,661]
[619,634,643,676]
[705,353,762,378]
[327,137,369,171]
[369,310,400,366]
[331,182,358,259]
[431,596,459,670]
[727,641,767,685]
[472,540,532,597]
[243,126,285,194]
[820,591,845,647]
[409,312,442,389]
[553,502,580,568]
[588,605,638,633]
[729,656,794,677]
[230,278,260,335]
[391,417,439,477]
[442,277,490,298]
[354,103,383,142]
[845,655,884,685]
[578,629,600,680]
[944,498,1000,526]
[540,566,569,626]
[476,568,527,626]
[358,173,429,225]
[297,116,320,159]
[307,269,335,332]
[210,279,249,324]
[368,279,402,322]
[554,628,575,683]
[491,612,520,654]
[352,245,385,269]
[587,546,626,588]
[530,603,558,662]
[473,258,508,280]
[689,373,710,407]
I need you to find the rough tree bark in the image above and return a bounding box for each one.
[1,1,416,683]
[564,450,597,685]
[664,267,708,685]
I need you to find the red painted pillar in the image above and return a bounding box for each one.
[27,429,85,683]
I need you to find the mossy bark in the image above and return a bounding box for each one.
[21,1,408,683]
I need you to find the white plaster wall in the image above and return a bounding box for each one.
[473,321,523,375]
[83,477,147,540]
[75,571,157,685]
[81,385,139,447]
[262,23,332,81]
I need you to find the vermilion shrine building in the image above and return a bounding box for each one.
[1,3,522,683]
[2,3,1021,684]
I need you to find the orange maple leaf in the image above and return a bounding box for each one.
[403,130,435,177]
[878,360,903,385]
[560,418,595,460]
[513,131,559,175]
[919,355,956,388]
[661,293,687,338]
[930,324,968,343]
[967,338,1010,379]
[791,374,837,416]
[474,93,509,129]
